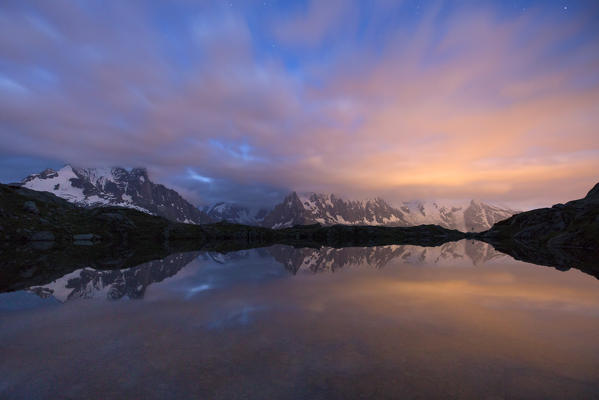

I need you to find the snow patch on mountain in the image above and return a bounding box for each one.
[23,165,84,202]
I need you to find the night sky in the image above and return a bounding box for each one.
[1,0,598,209]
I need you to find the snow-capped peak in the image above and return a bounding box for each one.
[261,191,519,232]
[203,202,267,225]
[21,165,212,224]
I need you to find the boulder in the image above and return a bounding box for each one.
[73,233,101,241]
[23,201,39,214]
[98,212,125,221]
[73,240,94,246]
[30,231,55,241]
[97,212,136,228]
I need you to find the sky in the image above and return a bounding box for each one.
[0,0,598,210]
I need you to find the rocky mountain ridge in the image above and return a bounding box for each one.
[203,202,267,226]
[257,191,517,232]
[21,165,212,224]
[19,165,517,231]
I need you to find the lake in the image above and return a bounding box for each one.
[1,240,598,399]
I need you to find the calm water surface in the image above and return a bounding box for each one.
[1,240,598,399]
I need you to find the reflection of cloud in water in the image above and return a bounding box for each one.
[203,304,270,330]
[164,250,288,301]
[185,284,213,298]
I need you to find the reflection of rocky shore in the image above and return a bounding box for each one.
[29,252,200,302]
[484,242,599,279]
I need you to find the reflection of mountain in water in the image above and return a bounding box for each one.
[19,237,599,302]
[204,249,271,264]
[30,252,199,302]
[28,242,506,302]
[269,240,505,274]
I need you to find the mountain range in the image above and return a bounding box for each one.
[21,165,213,224]
[260,192,517,232]
[202,202,268,226]
[19,165,518,232]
